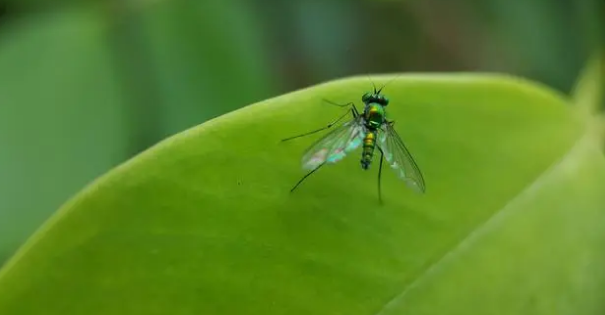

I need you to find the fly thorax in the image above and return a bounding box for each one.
[365,103,385,129]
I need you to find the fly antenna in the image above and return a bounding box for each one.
[366,74,378,94]
[376,73,403,94]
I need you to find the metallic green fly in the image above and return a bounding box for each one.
[282,81,426,203]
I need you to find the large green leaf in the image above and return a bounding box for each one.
[1,74,604,314]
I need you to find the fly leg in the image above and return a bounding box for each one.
[281,105,358,142]
[290,163,325,192]
[377,146,385,205]
[322,99,354,107]
[323,99,360,117]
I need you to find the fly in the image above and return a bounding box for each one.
[282,79,426,203]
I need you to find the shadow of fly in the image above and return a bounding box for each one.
[282,79,426,203]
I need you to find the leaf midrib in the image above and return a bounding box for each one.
[371,134,586,315]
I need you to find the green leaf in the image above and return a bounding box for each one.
[1,74,604,314]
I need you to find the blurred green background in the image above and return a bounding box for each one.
[0,0,602,266]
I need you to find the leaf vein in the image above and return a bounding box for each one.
[372,138,584,315]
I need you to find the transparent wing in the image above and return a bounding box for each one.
[379,122,426,193]
[301,116,365,170]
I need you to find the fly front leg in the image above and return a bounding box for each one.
[281,104,359,142]
[321,99,361,118]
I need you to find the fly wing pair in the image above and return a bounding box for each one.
[300,115,426,193]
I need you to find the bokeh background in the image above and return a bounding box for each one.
[0,0,603,266]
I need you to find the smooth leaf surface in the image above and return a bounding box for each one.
[1,74,604,315]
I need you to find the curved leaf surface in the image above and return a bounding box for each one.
[1,74,604,315]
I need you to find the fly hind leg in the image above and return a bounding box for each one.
[290,163,325,192]
[377,146,385,205]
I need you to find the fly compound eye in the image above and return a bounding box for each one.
[382,96,389,105]
[362,92,371,103]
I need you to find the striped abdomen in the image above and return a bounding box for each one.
[360,131,376,170]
